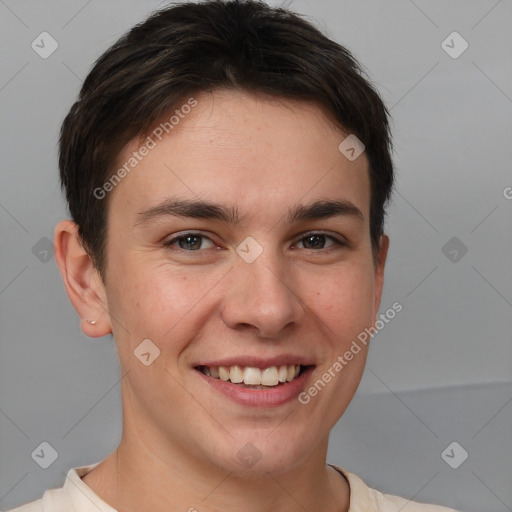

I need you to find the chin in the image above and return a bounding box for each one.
[201,428,316,477]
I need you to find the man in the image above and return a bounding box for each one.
[9,1,459,510]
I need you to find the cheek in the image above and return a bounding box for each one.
[306,263,375,340]
[106,256,224,353]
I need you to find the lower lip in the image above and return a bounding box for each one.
[197,367,314,407]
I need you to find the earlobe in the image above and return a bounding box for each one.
[372,234,390,321]
[54,220,112,338]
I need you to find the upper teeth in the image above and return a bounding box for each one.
[201,365,301,386]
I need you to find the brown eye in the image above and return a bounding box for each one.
[296,233,344,250]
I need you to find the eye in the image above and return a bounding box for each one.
[294,232,345,250]
[163,231,346,253]
[163,233,216,251]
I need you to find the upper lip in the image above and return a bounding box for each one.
[193,355,315,368]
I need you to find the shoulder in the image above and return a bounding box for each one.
[332,466,461,512]
[4,498,44,512]
[3,463,105,512]
[4,487,72,512]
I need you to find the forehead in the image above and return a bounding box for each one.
[108,89,370,225]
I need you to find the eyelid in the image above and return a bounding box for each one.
[298,230,347,244]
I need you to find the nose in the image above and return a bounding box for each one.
[220,249,304,339]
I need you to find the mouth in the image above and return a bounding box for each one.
[195,364,310,388]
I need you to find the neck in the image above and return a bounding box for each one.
[82,424,350,512]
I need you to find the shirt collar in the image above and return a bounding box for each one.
[61,463,117,512]
[330,465,379,512]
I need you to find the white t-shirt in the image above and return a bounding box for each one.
[6,462,460,512]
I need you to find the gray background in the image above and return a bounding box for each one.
[0,1,511,511]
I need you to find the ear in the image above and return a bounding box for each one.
[54,220,112,338]
[371,234,390,323]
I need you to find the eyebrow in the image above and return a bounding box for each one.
[135,197,364,226]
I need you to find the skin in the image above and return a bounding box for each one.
[55,88,389,512]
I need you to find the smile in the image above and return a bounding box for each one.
[197,364,305,387]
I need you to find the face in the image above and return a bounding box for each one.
[97,89,387,475]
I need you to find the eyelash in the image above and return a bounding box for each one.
[162,231,347,253]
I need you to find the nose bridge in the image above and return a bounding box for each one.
[221,243,303,337]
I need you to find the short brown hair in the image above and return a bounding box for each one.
[59,0,394,281]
